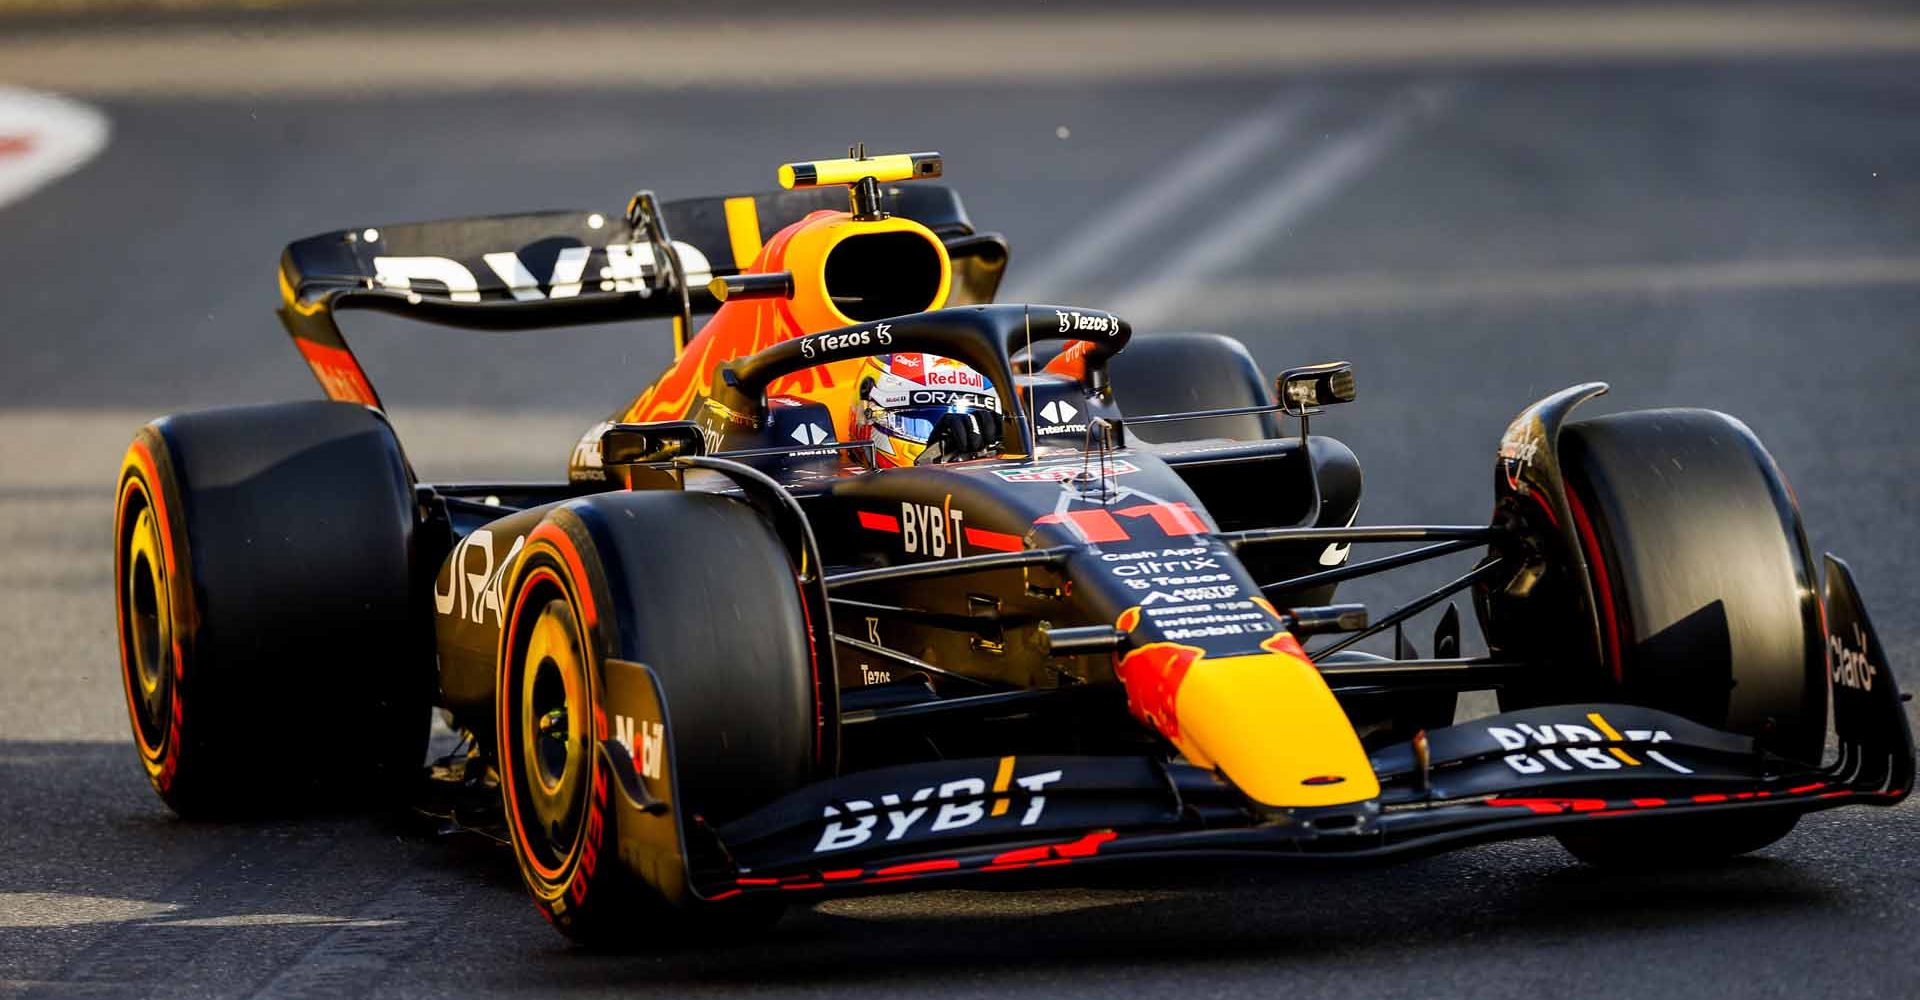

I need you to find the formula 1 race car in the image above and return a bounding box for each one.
[114,148,1911,944]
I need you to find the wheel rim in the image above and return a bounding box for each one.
[511,593,589,880]
[121,497,173,756]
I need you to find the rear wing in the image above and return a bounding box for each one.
[278,184,1008,409]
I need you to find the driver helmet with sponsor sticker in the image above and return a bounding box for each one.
[850,353,1002,468]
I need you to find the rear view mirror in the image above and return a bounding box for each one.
[600,421,708,465]
[1277,362,1356,416]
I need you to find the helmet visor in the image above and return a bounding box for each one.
[881,406,963,444]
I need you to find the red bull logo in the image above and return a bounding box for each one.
[1115,642,1205,744]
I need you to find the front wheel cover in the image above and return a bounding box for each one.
[496,527,637,938]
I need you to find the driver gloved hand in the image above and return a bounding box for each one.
[916,410,1003,465]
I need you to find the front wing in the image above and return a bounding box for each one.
[601,556,1911,903]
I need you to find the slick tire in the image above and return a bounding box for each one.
[496,491,815,945]
[1542,409,1826,865]
[114,401,428,819]
[1106,333,1281,443]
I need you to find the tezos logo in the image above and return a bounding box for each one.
[1054,310,1117,336]
[800,322,892,360]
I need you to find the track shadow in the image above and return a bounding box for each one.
[1,739,1898,999]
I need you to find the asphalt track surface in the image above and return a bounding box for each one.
[4,10,1920,998]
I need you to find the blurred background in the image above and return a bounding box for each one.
[2,2,1917,997]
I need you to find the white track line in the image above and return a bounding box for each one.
[1115,85,1456,330]
[0,87,108,210]
[1005,91,1322,303]
[1185,256,1920,322]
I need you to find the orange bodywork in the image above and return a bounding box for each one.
[619,209,952,442]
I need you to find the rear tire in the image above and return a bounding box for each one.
[1514,408,1825,865]
[114,401,427,818]
[497,491,816,944]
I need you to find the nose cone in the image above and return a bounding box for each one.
[1116,635,1379,808]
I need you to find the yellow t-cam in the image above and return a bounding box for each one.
[777,151,943,190]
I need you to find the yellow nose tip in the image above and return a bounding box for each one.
[1116,640,1379,808]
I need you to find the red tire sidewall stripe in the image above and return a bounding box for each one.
[792,571,825,767]
[500,564,574,885]
[117,439,186,792]
[1564,483,1625,684]
[498,523,614,925]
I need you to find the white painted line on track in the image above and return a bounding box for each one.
[1115,85,1456,330]
[0,87,108,210]
[1184,256,1920,322]
[1005,91,1323,304]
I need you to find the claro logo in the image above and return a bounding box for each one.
[1830,621,1877,691]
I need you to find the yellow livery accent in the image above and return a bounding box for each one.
[722,196,764,270]
[990,755,1015,816]
[1587,711,1644,766]
[779,152,943,189]
[1172,652,1379,808]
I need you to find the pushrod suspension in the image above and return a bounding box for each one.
[1310,557,1508,659]
[1223,524,1504,550]
[1262,537,1486,595]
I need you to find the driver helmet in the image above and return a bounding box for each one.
[851,353,1002,468]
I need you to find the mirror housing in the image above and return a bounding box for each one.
[600,421,708,465]
[1277,362,1356,415]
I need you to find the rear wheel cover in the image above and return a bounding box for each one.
[114,443,189,797]
[122,501,173,757]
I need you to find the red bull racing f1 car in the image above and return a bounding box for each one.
[114,149,1911,943]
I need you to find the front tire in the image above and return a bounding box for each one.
[1517,408,1826,865]
[497,491,817,944]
